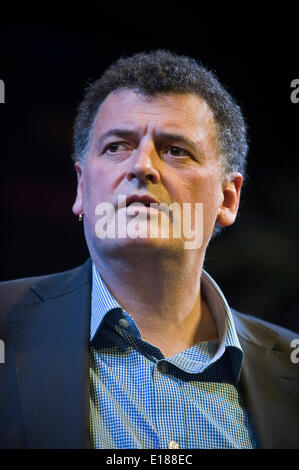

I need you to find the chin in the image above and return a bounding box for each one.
[95,235,185,258]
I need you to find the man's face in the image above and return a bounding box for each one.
[73,89,242,259]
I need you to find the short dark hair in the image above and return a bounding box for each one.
[72,49,248,178]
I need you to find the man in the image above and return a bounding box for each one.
[0,50,298,449]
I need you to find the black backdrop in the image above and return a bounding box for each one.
[1,4,298,332]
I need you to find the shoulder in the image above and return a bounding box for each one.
[232,308,298,353]
[0,267,75,304]
[0,259,91,320]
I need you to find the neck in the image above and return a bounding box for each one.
[91,246,218,357]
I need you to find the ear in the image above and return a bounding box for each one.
[217,172,243,227]
[72,162,84,216]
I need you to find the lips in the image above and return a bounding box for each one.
[125,194,159,207]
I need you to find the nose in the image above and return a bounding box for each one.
[126,141,160,184]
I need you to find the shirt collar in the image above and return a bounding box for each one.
[200,270,242,353]
[90,262,243,381]
[200,270,243,382]
[90,262,122,340]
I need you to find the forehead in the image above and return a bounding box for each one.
[91,88,217,139]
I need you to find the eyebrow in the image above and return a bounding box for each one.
[96,128,138,148]
[155,132,197,151]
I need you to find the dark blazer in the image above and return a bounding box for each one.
[0,258,298,449]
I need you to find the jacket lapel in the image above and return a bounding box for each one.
[12,259,92,449]
[233,310,299,449]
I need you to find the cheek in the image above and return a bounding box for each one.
[170,171,222,232]
[82,168,112,212]
[170,170,220,205]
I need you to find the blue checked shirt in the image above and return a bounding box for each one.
[89,263,257,449]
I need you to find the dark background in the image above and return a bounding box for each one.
[1,4,298,332]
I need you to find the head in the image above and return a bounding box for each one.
[72,50,248,178]
[72,51,247,265]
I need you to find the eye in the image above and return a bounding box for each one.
[102,141,133,159]
[167,146,189,157]
[106,142,124,153]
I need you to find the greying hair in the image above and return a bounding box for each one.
[72,50,248,179]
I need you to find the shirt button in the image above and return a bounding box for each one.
[168,440,179,449]
[160,362,168,373]
[118,318,129,328]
